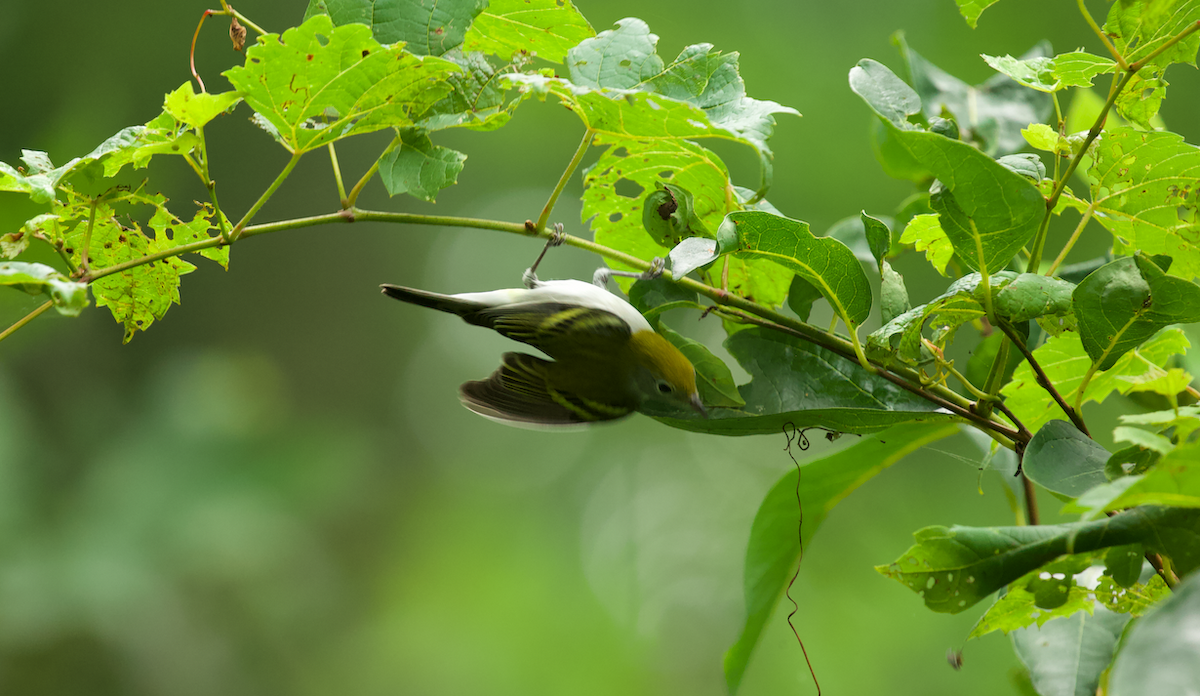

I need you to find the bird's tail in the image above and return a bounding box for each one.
[380,284,484,317]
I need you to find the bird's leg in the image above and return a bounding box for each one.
[593,257,666,289]
[522,223,565,289]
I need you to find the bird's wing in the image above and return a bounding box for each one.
[465,303,631,357]
[459,352,634,427]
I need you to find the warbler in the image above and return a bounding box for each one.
[381,236,705,427]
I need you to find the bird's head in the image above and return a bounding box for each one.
[628,330,707,417]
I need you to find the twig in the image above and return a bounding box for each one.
[536,129,595,233]
[1021,474,1041,526]
[0,300,54,344]
[997,320,1091,437]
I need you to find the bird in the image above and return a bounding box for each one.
[381,233,705,427]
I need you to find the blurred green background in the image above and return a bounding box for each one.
[3,1,1199,694]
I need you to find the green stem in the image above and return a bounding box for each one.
[195,125,231,243]
[0,300,53,344]
[231,152,302,239]
[345,137,398,208]
[1077,0,1128,69]
[536,129,595,233]
[1046,205,1095,275]
[71,206,1024,446]
[976,338,1011,420]
[328,143,348,207]
[998,319,1090,437]
[226,7,267,36]
[1128,20,1200,72]
[1021,474,1041,526]
[1032,69,1136,276]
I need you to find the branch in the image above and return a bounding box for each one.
[998,320,1091,437]
[69,207,1029,448]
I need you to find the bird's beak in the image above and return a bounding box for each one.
[690,392,708,418]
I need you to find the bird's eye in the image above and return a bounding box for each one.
[657,381,673,394]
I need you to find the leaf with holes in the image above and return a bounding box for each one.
[510,18,797,195]
[582,140,792,305]
[1088,128,1200,280]
[462,0,594,63]
[223,15,461,153]
[1109,569,1200,696]
[877,506,1200,613]
[303,0,486,56]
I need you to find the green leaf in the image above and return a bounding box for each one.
[667,237,721,279]
[1052,51,1120,88]
[1105,545,1145,588]
[954,0,1001,27]
[723,422,958,694]
[461,0,594,64]
[583,140,789,305]
[1023,123,1069,153]
[850,59,1044,275]
[657,323,744,408]
[1088,127,1200,280]
[899,213,954,276]
[1024,420,1111,499]
[785,276,820,322]
[1105,0,1200,69]
[223,15,461,153]
[1094,573,1171,614]
[876,505,1200,613]
[0,151,82,204]
[512,18,798,195]
[1067,440,1200,518]
[861,211,890,270]
[982,51,1117,93]
[303,0,486,55]
[162,82,241,128]
[415,51,527,132]
[868,272,1074,364]
[378,129,467,202]
[720,210,873,330]
[1002,329,1189,435]
[1074,256,1200,370]
[1012,604,1130,696]
[1109,569,1200,696]
[880,261,911,326]
[894,35,1052,157]
[969,557,1101,639]
[643,183,713,247]
[0,261,89,316]
[645,327,958,435]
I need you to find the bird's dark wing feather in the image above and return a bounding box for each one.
[459,352,633,426]
[465,303,631,357]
